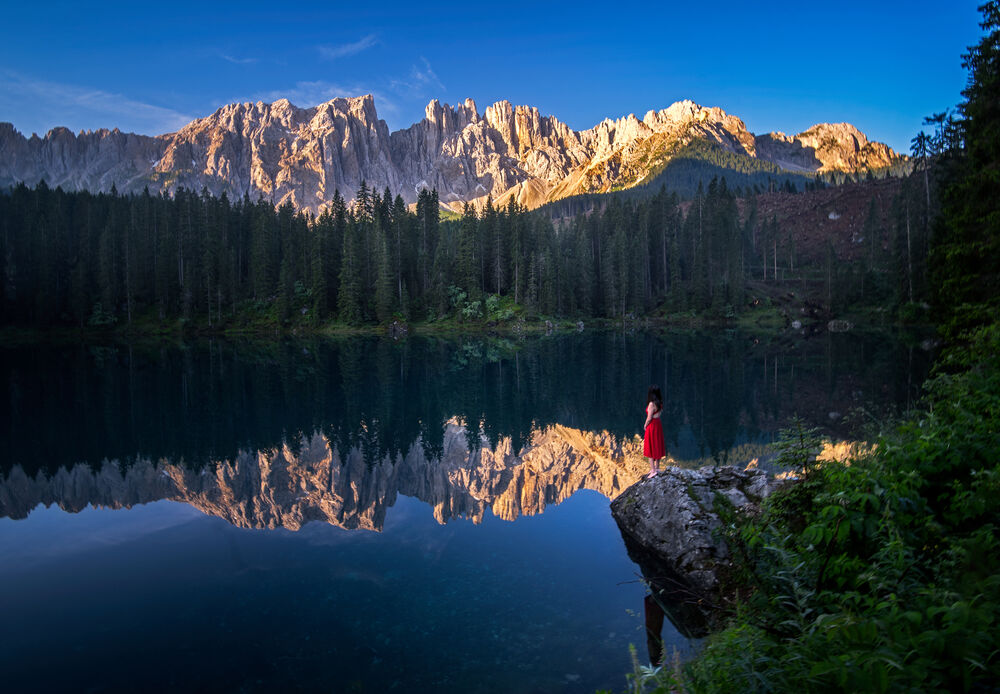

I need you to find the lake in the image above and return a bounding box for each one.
[0,330,933,693]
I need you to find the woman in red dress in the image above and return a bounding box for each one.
[643,385,665,478]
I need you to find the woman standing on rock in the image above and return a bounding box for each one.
[644,385,666,478]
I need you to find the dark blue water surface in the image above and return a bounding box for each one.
[0,331,932,693]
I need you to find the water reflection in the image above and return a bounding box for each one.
[0,331,935,692]
[621,523,713,642]
[645,594,666,665]
[0,331,933,478]
[642,584,710,664]
[1,421,649,529]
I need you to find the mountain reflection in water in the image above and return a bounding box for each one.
[1,421,647,529]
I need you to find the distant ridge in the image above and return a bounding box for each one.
[0,96,904,213]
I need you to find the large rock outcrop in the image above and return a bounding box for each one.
[610,465,775,597]
[153,95,401,211]
[0,95,904,213]
[755,122,898,173]
[0,122,163,192]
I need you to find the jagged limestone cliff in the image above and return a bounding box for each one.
[0,96,904,213]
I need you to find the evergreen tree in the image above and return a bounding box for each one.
[507,199,525,305]
[669,225,684,311]
[275,201,298,322]
[392,194,408,307]
[929,1,1000,334]
[329,191,347,311]
[374,219,395,322]
[311,211,331,318]
[572,219,594,315]
[428,219,453,318]
[457,203,478,296]
[250,199,276,301]
[415,188,439,301]
[98,215,120,322]
[338,215,363,324]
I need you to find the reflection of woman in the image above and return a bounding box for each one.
[644,593,665,665]
[644,385,665,478]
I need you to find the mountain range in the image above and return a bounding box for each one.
[0,95,903,213]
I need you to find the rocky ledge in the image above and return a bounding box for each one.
[610,465,776,611]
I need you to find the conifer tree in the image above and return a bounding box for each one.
[457,203,478,296]
[250,199,276,301]
[311,211,331,318]
[573,219,594,315]
[329,190,347,310]
[428,220,453,318]
[669,227,684,311]
[507,199,525,305]
[374,220,395,322]
[415,189,440,300]
[338,216,363,324]
[483,196,504,295]
[929,0,1000,333]
[392,194,408,306]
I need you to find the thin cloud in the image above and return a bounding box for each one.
[389,57,445,96]
[317,34,378,60]
[220,53,257,65]
[0,70,193,136]
[413,57,445,91]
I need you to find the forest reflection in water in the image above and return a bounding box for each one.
[1,329,932,483]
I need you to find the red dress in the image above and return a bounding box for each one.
[644,409,665,459]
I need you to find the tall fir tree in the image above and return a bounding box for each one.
[929,1,1000,334]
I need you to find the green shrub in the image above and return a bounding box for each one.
[637,325,1000,693]
[87,302,117,326]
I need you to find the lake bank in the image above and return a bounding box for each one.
[0,306,938,346]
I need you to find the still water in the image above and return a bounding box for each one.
[0,331,932,693]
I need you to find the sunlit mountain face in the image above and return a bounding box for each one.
[0,97,904,214]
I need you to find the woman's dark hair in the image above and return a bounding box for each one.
[647,385,662,413]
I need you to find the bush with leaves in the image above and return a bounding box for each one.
[649,324,1000,693]
[485,294,516,322]
[627,327,1000,693]
[87,302,117,326]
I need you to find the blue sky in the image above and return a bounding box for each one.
[0,1,983,153]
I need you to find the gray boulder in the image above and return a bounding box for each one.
[610,465,775,598]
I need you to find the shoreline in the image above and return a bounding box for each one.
[0,310,937,345]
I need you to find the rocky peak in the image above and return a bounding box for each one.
[424,97,479,128]
[755,121,898,173]
[0,120,165,193]
[482,100,576,157]
[639,100,747,135]
[795,122,875,157]
[0,94,904,213]
[150,93,399,210]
